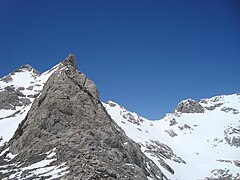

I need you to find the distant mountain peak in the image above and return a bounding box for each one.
[13,64,40,75]
[104,94,240,179]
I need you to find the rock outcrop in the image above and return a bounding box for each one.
[0,75,13,83]
[0,54,164,179]
[175,99,204,113]
[0,86,31,110]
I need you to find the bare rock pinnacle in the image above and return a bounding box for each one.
[1,55,165,179]
[62,53,77,68]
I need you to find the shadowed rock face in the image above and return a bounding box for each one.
[3,55,164,179]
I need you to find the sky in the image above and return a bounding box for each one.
[0,0,239,119]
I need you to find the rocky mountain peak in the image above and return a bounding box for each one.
[13,64,40,75]
[0,55,164,179]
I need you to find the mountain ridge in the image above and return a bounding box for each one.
[0,55,239,180]
[104,93,240,179]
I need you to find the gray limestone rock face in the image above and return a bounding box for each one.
[2,54,164,179]
[0,87,25,110]
[19,98,31,106]
[175,99,204,113]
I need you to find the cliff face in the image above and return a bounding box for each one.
[0,55,164,179]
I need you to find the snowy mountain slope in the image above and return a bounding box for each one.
[0,64,71,179]
[103,95,240,180]
[0,64,59,146]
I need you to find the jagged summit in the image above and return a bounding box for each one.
[0,55,164,179]
[62,53,77,68]
[13,64,40,75]
[0,64,40,84]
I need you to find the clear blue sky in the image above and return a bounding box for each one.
[0,0,239,119]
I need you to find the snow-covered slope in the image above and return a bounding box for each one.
[0,64,58,146]
[103,95,240,180]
